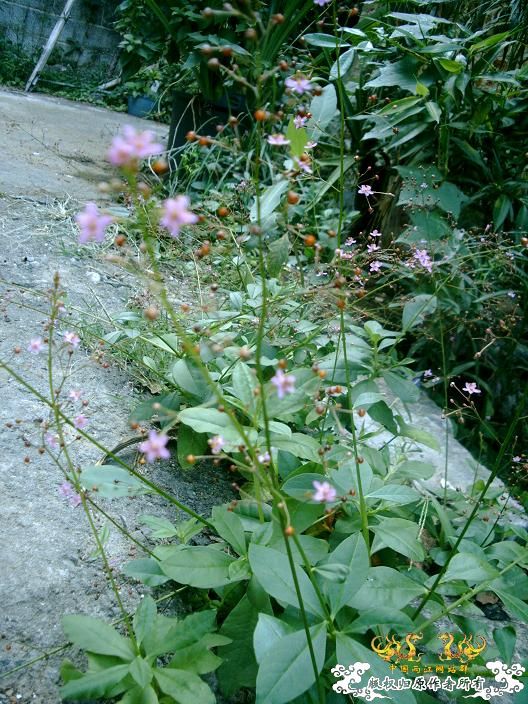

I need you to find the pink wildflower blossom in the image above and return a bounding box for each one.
[69,389,83,402]
[414,248,433,273]
[27,337,44,354]
[313,0,331,5]
[294,115,307,128]
[108,125,163,167]
[312,480,337,503]
[358,184,373,196]
[267,134,290,146]
[73,414,89,430]
[462,382,481,395]
[59,481,82,507]
[369,260,382,273]
[160,196,198,238]
[258,451,271,464]
[512,456,522,463]
[271,369,296,399]
[63,331,80,349]
[294,158,312,174]
[367,243,380,253]
[76,202,113,244]
[345,237,356,246]
[285,75,313,95]
[370,229,382,238]
[139,430,170,462]
[45,433,59,450]
[423,369,433,379]
[209,435,225,454]
[305,140,318,149]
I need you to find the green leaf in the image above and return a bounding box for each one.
[437,58,463,73]
[396,460,435,480]
[160,546,236,588]
[129,656,153,688]
[169,639,223,674]
[169,358,209,401]
[308,84,338,139]
[60,664,130,700]
[268,235,291,277]
[133,595,157,647]
[248,544,325,617]
[140,515,179,539]
[123,558,170,587]
[62,616,135,660]
[231,361,258,411]
[177,424,208,469]
[80,465,149,498]
[383,371,420,403]
[348,607,415,634]
[256,623,327,704]
[350,566,425,610]
[425,100,441,123]
[154,667,215,704]
[402,294,437,331]
[442,553,499,584]
[330,48,355,80]
[286,118,308,159]
[366,485,421,505]
[250,180,289,223]
[178,407,251,445]
[271,433,322,462]
[396,417,440,450]
[218,595,259,695]
[366,57,434,93]
[372,517,425,561]
[120,684,159,704]
[493,194,513,229]
[321,533,369,617]
[469,31,511,55]
[253,613,295,664]
[491,590,528,622]
[211,505,247,556]
[368,401,398,434]
[493,625,516,664]
[303,33,350,48]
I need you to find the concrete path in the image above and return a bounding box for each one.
[0,91,234,703]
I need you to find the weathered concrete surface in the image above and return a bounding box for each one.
[0,93,231,703]
[0,89,168,201]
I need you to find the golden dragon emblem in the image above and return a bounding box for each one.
[438,633,487,663]
[371,633,423,662]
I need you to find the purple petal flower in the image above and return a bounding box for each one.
[27,337,44,354]
[462,382,481,395]
[108,125,163,167]
[160,196,199,238]
[285,75,313,95]
[271,369,296,399]
[312,480,337,503]
[139,430,170,462]
[209,435,225,454]
[358,184,373,196]
[76,203,113,244]
[59,481,81,507]
[267,134,290,146]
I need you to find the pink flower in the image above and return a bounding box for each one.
[313,0,331,5]
[59,481,81,508]
[76,202,113,244]
[73,414,89,430]
[358,184,373,196]
[294,157,312,174]
[108,125,163,167]
[462,382,481,395]
[285,75,313,95]
[27,337,44,354]
[69,389,83,402]
[45,433,59,449]
[271,369,296,399]
[512,456,522,463]
[345,237,356,246]
[305,140,318,149]
[139,430,170,462]
[367,243,380,253]
[369,260,382,273]
[338,250,354,260]
[370,229,382,238]
[294,115,307,129]
[312,480,337,503]
[267,134,290,146]
[63,331,80,349]
[160,196,198,238]
[423,369,433,379]
[209,435,225,455]
[414,248,433,273]
[258,451,271,464]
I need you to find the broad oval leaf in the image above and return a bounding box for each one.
[62,615,135,660]
[160,546,237,588]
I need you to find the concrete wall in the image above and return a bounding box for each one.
[0,0,121,67]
